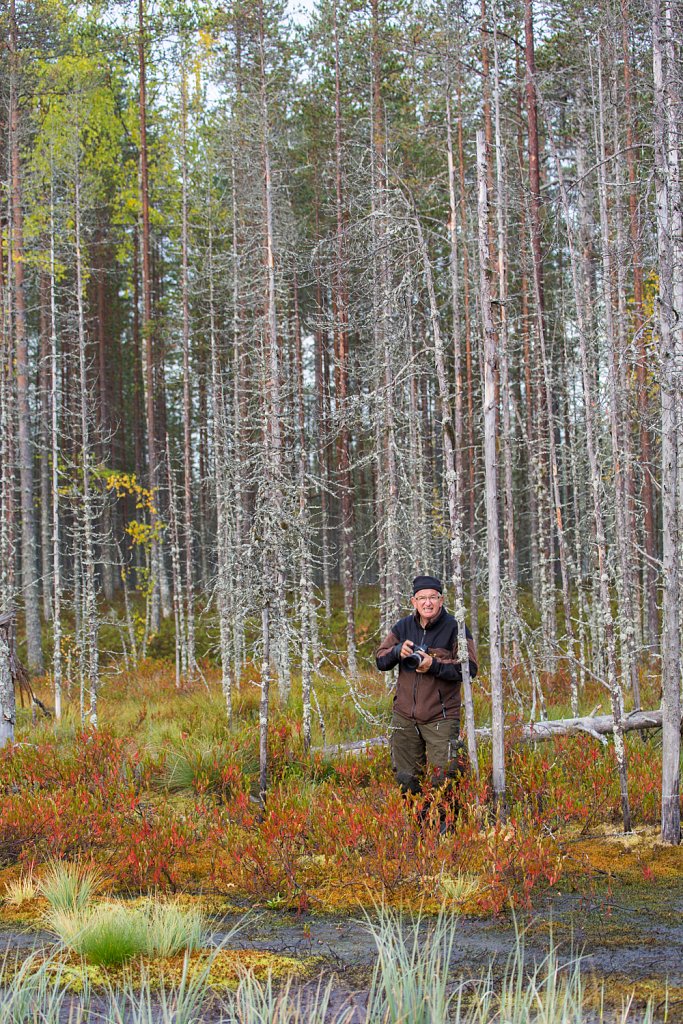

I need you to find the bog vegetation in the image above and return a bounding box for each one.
[0,0,682,1013]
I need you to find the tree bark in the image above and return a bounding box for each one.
[476,130,505,816]
[653,0,681,845]
[621,0,658,650]
[180,69,196,678]
[0,614,16,747]
[138,0,162,633]
[49,182,62,721]
[333,0,357,676]
[9,0,43,672]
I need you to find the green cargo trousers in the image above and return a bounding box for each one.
[390,709,463,795]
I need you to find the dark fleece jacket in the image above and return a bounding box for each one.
[375,606,478,724]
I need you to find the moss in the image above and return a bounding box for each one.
[561,825,683,886]
[0,948,324,993]
[0,896,47,928]
[583,974,683,1022]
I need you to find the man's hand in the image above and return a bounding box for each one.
[400,640,415,659]
[416,653,433,673]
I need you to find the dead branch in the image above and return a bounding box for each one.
[314,709,679,757]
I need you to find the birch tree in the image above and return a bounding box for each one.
[653,0,681,846]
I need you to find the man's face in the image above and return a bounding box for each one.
[411,589,443,619]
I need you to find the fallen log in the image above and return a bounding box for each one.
[314,708,680,757]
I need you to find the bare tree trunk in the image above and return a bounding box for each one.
[165,436,186,687]
[74,167,99,728]
[0,231,15,613]
[259,602,270,806]
[138,0,162,633]
[180,70,196,678]
[621,0,658,650]
[39,274,53,623]
[293,273,316,751]
[313,237,332,617]
[653,0,681,845]
[537,80,632,832]
[406,296,430,569]
[9,0,43,672]
[49,181,62,721]
[492,19,519,665]
[333,0,357,676]
[229,149,246,683]
[456,89,479,648]
[371,0,400,631]
[477,130,505,816]
[594,51,640,709]
[208,217,233,724]
[259,0,289,702]
[414,202,479,782]
[0,614,16,747]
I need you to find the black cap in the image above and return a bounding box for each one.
[412,574,443,595]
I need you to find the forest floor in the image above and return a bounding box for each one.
[0,630,681,1019]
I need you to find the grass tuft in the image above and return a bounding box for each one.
[364,906,458,1024]
[40,862,103,915]
[48,905,146,967]
[47,898,205,967]
[439,870,480,905]
[3,870,38,907]
[141,899,205,958]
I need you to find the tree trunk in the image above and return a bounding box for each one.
[537,79,632,832]
[595,52,640,709]
[414,201,479,781]
[49,182,62,721]
[39,273,53,623]
[293,273,316,751]
[653,0,681,845]
[74,168,99,728]
[138,0,162,633]
[333,0,357,676]
[492,19,519,664]
[621,0,658,650]
[180,70,196,679]
[0,614,16,747]
[476,130,505,816]
[456,87,479,648]
[259,603,271,806]
[208,217,234,724]
[165,436,186,687]
[0,238,14,614]
[259,0,289,702]
[9,0,43,672]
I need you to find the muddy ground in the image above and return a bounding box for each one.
[1,857,682,1021]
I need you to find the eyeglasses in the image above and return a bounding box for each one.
[415,594,442,604]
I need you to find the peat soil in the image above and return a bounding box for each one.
[1,875,682,1021]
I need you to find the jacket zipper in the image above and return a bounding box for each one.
[411,625,428,719]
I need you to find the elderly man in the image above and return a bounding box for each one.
[375,574,478,812]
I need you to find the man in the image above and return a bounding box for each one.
[375,574,478,812]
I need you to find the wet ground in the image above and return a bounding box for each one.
[2,875,683,1021]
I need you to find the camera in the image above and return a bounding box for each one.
[404,643,429,670]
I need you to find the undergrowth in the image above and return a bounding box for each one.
[1,621,677,915]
